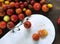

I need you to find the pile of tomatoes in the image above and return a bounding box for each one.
[0,0,53,38]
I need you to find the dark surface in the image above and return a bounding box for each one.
[0,0,60,44]
[47,0,60,44]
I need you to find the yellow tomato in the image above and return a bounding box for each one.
[47,4,53,8]
[38,29,48,37]
[3,15,10,22]
[0,0,4,2]
[5,1,9,5]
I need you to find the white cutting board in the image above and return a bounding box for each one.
[0,14,55,44]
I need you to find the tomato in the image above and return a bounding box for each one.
[33,3,41,11]
[32,33,40,41]
[25,9,32,16]
[57,17,60,25]
[38,29,48,37]
[18,13,24,20]
[24,21,31,29]
[40,0,46,4]
[7,22,14,29]
[0,21,6,29]
[9,2,15,7]
[11,15,18,22]
[42,4,49,12]
[16,8,22,14]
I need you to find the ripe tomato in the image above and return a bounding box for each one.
[25,9,32,16]
[33,3,41,11]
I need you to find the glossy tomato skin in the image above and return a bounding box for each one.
[57,17,60,25]
[0,12,5,17]
[0,21,6,29]
[24,2,28,7]
[15,2,20,8]
[9,2,15,7]
[7,9,14,15]
[11,15,18,22]
[18,13,24,20]
[20,1,23,5]
[7,22,14,29]
[24,21,31,29]
[23,8,26,12]
[42,4,49,12]
[32,33,40,41]
[16,8,22,14]
[30,0,35,5]
[33,3,41,11]
[25,9,32,16]
[38,29,48,37]
[20,4,24,9]
[28,4,33,9]
[2,4,7,10]
[40,0,46,4]
[3,15,10,22]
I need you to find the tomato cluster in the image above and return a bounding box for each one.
[0,0,53,38]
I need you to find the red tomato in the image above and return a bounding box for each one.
[18,13,24,20]
[11,15,18,22]
[0,21,6,29]
[24,21,31,29]
[32,33,40,41]
[33,3,41,11]
[57,17,60,25]
[7,22,14,29]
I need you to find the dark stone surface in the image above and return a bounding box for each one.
[47,0,60,44]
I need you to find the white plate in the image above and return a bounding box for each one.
[0,14,55,44]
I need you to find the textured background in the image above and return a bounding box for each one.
[46,0,60,44]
